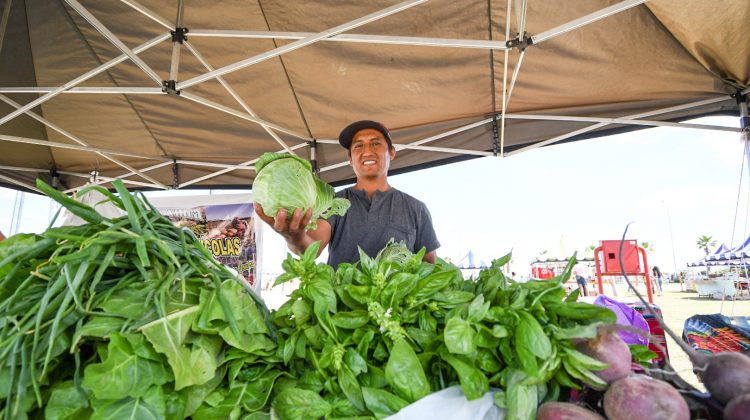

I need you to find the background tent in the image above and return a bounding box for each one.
[706,243,730,261]
[0,0,748,193]
[457,250,488,270]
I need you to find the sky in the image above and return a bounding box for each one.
[1,116,747,279]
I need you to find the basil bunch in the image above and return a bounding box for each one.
[263,243,617,420]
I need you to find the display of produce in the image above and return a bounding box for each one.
[0,180,274,419]
[2,181,749,419]
[262,241,622,419]
[252,152,350,230]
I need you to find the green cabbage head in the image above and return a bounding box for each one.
[253,152,350,230]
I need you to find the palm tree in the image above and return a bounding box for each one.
[696,235,717,256]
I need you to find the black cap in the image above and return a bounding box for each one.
[338,120,393,150]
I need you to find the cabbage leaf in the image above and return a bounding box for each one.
[253,153,350,230]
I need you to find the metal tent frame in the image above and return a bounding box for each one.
[0,0,748,193]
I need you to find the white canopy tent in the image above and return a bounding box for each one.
[0,0,748,193]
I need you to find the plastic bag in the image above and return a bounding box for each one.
[386,386,505,420]
[593,295,649,346]
[61,187,125,226]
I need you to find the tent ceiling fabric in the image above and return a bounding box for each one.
[0,0,747,193]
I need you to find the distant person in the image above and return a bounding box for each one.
[573,263,588,296]
[576,274,588,296]
[0,230,5,241]
[652,265,664,296]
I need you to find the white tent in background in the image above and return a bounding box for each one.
[457,250,488,270]
[706,243,730,261]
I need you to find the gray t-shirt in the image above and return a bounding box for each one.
[326,187,440,269]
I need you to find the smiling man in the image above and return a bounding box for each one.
[255,120,440,269]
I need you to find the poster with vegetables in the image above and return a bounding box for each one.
[159,203,257,286]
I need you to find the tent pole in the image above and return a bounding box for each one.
[65,0,162,85]
[168,0,185,82]
[507,113,740,132]
[0,87,164,94]
[738,91,750,181]
[64,162,174,193]
[506,96,736,156]
[0,0,12,57]
[0,134,167,161]
[0,173,41,194]
[318,118,496,173]
[179,92,311,143]
[499,0,512,157]
[0,33,168,127]
[531,0,647,45]
[0,94,168,189]
[182,42,298,155]
[119,0,172,29]
[178,142,309,188]
[178,0,428,90]
[188,30,509,50]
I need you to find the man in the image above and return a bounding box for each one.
[255,120,440,268]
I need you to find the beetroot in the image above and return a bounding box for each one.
[536,402,604,420]
[696,352,750,404]
[575,327,631,383]
[603,375,689,420]
[724,393,750,420]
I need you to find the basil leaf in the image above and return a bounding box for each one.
[338,365,365,412]
[444,317,476,355]
[331,310,370,329]
[440,352,489,400]
[548,303,616,324]
[468,294,490,323]
[362,387,409,417]
[552,323,600,340]
[564,348,608,371]
[475,349,503,373]
[307,279,337,313]
[273,388,332,420]
[381,272,419,307]
[344,347,368,376]
[385,339,430,403]
[516,312,552,359]
[291,299,312,326]
[411,270,457,301]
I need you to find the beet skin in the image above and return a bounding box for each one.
[576,327,631,383]
[536,402,605,420]
[603,375,689,420]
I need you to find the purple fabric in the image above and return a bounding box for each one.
[593,295,650,346]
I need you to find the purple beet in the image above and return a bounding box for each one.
[536,402,604,420]
[724,393,750,420]
[576,327,631,383]
[604,375,689,420]
[696,352,750,404]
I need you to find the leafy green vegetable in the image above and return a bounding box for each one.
[252,152,350,230]
[0,179,275,420]
[629,344,658,367]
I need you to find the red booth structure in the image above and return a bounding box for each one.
[594,240,654,304]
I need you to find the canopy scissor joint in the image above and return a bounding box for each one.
[162,80,180,95]
[170,27,189,44]
[505,33,533,52]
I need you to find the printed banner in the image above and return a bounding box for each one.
[159,203,257,286]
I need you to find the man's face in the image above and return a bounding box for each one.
[348,128,396,179]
